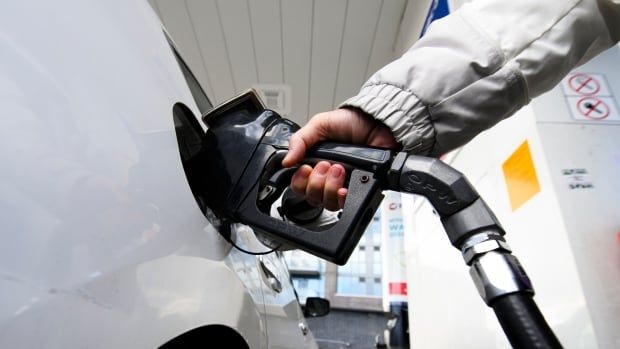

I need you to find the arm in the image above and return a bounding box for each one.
[341,0,619,156]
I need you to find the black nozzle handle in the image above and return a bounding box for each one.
[238,168,384,265]
[304,142,394,175]
[255,142,392,210]
[227,139,391,265]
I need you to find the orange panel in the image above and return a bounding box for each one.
[502,140,541,211]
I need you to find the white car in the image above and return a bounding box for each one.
[0,1,324,347]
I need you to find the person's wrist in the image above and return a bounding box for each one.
[339,106,400,150]
[338,106,372,121]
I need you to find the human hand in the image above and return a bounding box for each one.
[282,107,398,211]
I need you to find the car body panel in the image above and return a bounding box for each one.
[0,0,315,347]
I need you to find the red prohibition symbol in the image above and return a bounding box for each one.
[568,73,600,95]
[577,97,609,120]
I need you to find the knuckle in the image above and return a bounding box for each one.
[306,189,323,206]
[291,181,305,196]
[290,131,301,142]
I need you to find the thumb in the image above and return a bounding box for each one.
[282,133,307,167]
[282,120,326,167]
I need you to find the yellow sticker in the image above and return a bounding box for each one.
[502,140,541,211]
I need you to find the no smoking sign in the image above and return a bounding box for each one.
[577,97,608,119]
[562,73,611,96]
[567,96,619,121]
[569,74,600,95]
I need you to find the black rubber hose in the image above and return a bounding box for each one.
[491,293,563,349]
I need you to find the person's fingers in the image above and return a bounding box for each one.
[305,161,331,207]
[337,188,348,209]
[282,116,328,167]
[290,165,313,196]
[282,132,308,168]
[323,164,346,211]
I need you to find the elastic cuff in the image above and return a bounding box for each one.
[340,83,435,155]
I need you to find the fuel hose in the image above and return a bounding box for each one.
[492,293,562,349]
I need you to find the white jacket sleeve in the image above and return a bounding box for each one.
[341,0,620,156]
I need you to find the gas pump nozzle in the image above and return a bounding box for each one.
[201,91,391,264]
[200,89,502,264]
